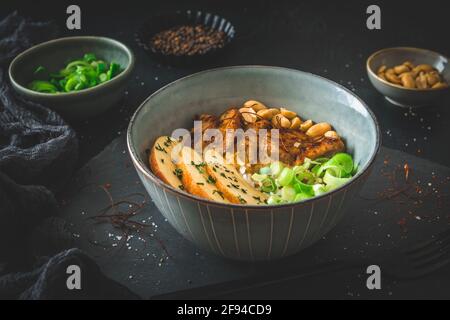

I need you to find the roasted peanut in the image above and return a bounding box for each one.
[257,108,274,120]
[272,114,291,129]
[377,65,387,73]
[413,64,434,74]
[432,82,448,89]
[399,72,416,88]
[290,116,302,129]
[239,107,257,123]
[377,72,387,81]
[394,64,410,75]
[426,72,440,86]
[280,107,297,119]
[324,130,339,140]
[416,72,429,89]
[243,100,267,112]
[403,61,414,69]
[306,122,332,137]
[380,61,447,89]
[385,69,402,85]
[269,108,280,116]
[300,119,313,132]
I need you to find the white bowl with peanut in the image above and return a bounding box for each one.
[367,47,449,107]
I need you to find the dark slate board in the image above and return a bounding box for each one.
[60,136,450,299]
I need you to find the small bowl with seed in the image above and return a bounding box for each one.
[136,10,235,66]
[367,47,449,107]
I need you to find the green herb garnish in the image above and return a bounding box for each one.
[206,175,216,184]
[174,168,183,180]
[155,144,167,153]
[238,195,247,204]
[191,161,206,174]
[213,190,225,199]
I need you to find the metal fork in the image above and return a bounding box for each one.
[378,228,450,279]
[154,229,450,299]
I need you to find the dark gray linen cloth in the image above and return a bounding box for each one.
[0,12,138,299]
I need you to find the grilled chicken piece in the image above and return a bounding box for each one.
[219,108,241,131]
[196,114,218,132]
[295,138,345,165]
[243,119,271,132]
[218,108,242,151]
[192,114,218,149]
[277,129,345,165]
[190,108,345,172]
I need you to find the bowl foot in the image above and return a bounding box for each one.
[384,96,432,108]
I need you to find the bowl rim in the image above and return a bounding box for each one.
[8,36,135,97]
[127,65,381,209]
[366,46,449,92]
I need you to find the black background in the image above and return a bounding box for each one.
[2,0,449,168]
[1,0,450,299]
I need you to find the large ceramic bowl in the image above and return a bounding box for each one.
[9,36,135,120]
[367,47,449,107]
[127,66,380,261]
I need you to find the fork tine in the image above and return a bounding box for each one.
[405,229,450,256]
[407,237,450,263]
[411,257,450,277]
[412,251,450,269]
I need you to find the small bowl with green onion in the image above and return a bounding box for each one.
[9,36,134,120]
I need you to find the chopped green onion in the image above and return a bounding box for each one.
[267,195,282,205]
[28,80,57,93]
[27,53,122,94]
[96,61,107,74]
[252,154,357,204]
[294,168,315,184]
[106,62,120,80]
[261,177,276,193]
[251,173,267,182]
[313,184,328,196]
[34,66,46,75]
[330,153,354,174]
[83,53,97,62]
[323,170,351,189]
[277,167,295,186]
[294,180,314,195]
[259,166,271,175]
[66,60,91,70]
[270,161,284,177]
[64,77,78,92]
[294,193,312,202]
[281,186,296,202]
[99,73,108,83]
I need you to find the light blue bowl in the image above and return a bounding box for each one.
[127,66,380,261]
[9,36,135,120]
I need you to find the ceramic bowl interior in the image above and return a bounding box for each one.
[129,66,379,205]
[367,47,449,107]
